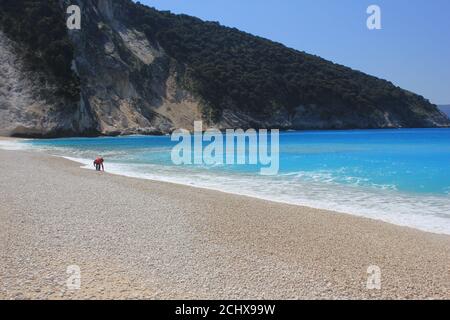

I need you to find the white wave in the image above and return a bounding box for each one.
[280,170,398,191]
[62,156,94,169]
[0,139,30,151]
[61,155,450,235]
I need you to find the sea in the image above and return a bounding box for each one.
[3,128,450,235]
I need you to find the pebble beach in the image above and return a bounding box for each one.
[0,146,449,299]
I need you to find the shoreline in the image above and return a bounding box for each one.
[1,148,449,299]
[62,155,450,237]
[1,136,450,236]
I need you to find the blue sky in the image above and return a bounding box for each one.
[137,0,450,104]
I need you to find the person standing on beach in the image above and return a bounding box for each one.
[94,157,105,172]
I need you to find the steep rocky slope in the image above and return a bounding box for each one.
[0,30,96,137]
[0,0,448,137]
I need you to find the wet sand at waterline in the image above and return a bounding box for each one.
[0,148,449,299]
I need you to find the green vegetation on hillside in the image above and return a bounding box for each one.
[125,1,435,124]
[0,0,79,100]
[0,0,440,127]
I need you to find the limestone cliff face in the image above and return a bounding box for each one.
[0,0,449,137]
[0,30,96,137]
[0,0,203,137]
[63,0,203,136]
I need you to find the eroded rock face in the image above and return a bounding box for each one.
[64,0,204,136]
[0,30,97,137]
[0,0,204,137]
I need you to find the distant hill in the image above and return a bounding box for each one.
[0,0,449,138]
[438,105,450,118]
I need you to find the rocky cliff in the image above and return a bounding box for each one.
[0,0,448,137]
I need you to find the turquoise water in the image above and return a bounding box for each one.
[12,128,450,234]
